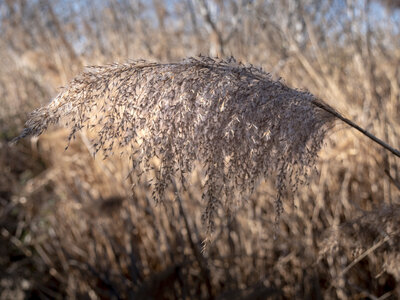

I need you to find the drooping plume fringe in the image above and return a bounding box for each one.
[13,56,397,232]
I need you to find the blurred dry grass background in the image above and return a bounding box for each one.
[1,0,400,299]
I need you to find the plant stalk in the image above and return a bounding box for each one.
[312,100,400,158]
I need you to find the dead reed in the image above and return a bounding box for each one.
[14,56,338,231]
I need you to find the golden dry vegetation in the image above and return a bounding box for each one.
[1,1,400,299]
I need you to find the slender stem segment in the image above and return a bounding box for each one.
[311,100,400,158]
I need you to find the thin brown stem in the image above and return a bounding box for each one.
[312,100,400,158]
[171,178,214,299]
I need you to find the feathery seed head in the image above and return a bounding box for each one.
[15,56,336,232]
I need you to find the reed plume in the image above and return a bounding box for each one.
[14,56,377,231]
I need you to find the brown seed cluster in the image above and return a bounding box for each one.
[15,56,336,232]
